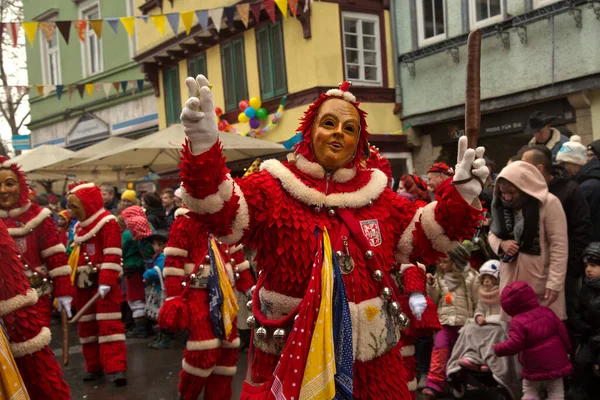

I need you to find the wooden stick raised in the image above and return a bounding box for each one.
[69,292,101,324]
[465,29,482,149]
[61,308,69,366]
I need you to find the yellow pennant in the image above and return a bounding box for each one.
[151,14,166,35]
[22,21,39,45]
[181,11,195,35]
[275,0,288,18]
[35,85,44,97]
[120,17,135,38]
[85,83,95,97]
[89,19,103,39]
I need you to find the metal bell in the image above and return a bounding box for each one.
[17,254,21,259]
[246,315,256,329]
[250,285,256,296]
[32,271,38,277]
[373,270,383,281]
[42,278,48,283]
[84,255,90,261]
[92,267,98,274]
[335,250,344,258]
[273,328,287,344]
[388,301,401,316]
[328,209,336,217]
[255,326,267,341]
[225,250,229,255]
[181,281,187,287]
[314,206,321,213]
[230,258,236,264]
[380,287,392,300]
[234,272,240,281]
[368,200,373,206]
[396,312,410,331]
[199,264,205,271]
[246,300,253,312]
[24,264,29,269]
[365,250,374,259]
[190,273,197,280]
[204,255,210,262]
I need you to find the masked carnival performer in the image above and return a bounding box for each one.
[174,75,487,399]
[0,219,71,399]
[0,157,74,327]
[159,206,255,400]
[67,181,127,386]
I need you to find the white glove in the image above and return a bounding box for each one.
[409,292,427,321]
[56,296,73,318]
[98,285,111,299]
[452,136,489,204]
[180,75,219,155]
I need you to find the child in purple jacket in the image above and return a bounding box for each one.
[494,281,572,400]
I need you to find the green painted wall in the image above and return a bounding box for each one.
[24,0,145,127]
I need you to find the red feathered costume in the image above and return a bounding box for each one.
[177,82,482,399]
[159,208,255,400]
[68,182,127,380]
[0,219,71,399]
[0,157,73,328]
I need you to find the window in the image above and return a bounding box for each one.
[221,38,248,112]
[341,12,381,86]
[256,21,287,100]
[40,19,61,85]
[80,2,103,76]
[126,0,137,58]
[416,0,446,46]
[533,0,560,7]
[469,0,504,28]
[163,66,181,126]
[188,53,207,78]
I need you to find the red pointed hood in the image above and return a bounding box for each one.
[67,181,104,218]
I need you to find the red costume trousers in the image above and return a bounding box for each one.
[75,287,127,374]
[36,294,52,328]
[179,288,239,400]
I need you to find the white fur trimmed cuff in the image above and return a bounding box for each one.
[218,182,249,244]
[41,243,66,259]
[395,208,423,265]
[80,336,98,344]
[401,345,415,357]
[399,263,426,275]
[182,359,213,378]
[235,260,250,272]
[98,334,126,344]
[79,314,96,322]
[181,177,233,215]
[100,263,123,273]
[96,312,122,321]
[221,337,240,349]
[407,378,417,392]
[186,338,220,351]
[420,202,459,253]
[0,289,38,317]
[164,247,189,258]
[10,327,51,358]
[48,265,72,278]
[163,267,185,277]
[213,365,237,376]
[103,247,122,256]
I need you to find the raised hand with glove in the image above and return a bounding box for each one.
[56,295,73,318]
[452,136,488,205]
[409,292,427,321]
[180,75,219,155]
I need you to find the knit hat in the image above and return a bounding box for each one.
[174,188,182,199]
[121,205,152,240]
[588,139,600,158]
[447,242,472,270]
[479,259,500,281]
[67,181,104,219]
[121,189,137,203]
[427,162,454,176]
[58,210,71,221]
[556,135,587,166]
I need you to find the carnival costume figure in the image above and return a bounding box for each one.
[0,156,74,327]
[159,207,255,400]
[171,75,488,399]
[67,181,127,386]
[0,219,71,399]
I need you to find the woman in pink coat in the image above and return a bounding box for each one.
[494,281,572,400]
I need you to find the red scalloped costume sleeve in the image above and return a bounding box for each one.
[98,219,122,287]
[403,266,426,294]
[230,245,255,293]
[163,216,191,298]
[39,216,73,297]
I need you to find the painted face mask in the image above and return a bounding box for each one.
[0,157,30,210]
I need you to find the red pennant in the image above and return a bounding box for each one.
[250,3,262,22]
[8,22,19,47]
[112,81,120,95]
[263,0,275,23]
[67,85,74,100]
[73,20,87,43]
[77,84,85,99]
[288,0,299,17]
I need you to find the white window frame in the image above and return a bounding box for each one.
[416,0,447,47]
[79,0,103,78]
[341,11,382,87]
[469,0,505,29]
[125,0,137,59]
[39,16,62,85]
[533,0,561,7]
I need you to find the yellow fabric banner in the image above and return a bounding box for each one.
[181,11,195,35]
[151,15,166,35]
[0,329,29,400]
[210,238,239,340]
[22,21,39,45]
[89,20,103,39]
[69,243,80,284]
[120,17,135,38]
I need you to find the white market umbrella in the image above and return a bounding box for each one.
[9,145,76,173]
[75,124,286,170]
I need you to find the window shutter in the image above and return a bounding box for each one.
[271,22,287,96]
[233,38,248,103]
[164,66,181,126]
[221,43,237,112]
[256,25,274,99]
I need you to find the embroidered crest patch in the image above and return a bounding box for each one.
[14,237,27,254]
[360,219,382,247]
[86,243,96,256]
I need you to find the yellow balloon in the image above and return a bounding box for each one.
[249,97,262,109]
[238,112,250,123]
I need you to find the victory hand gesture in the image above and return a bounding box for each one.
[180,74,219,155]
[453,136,488,204]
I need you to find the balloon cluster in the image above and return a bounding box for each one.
[238,97,268,129]
[215,107,233,132]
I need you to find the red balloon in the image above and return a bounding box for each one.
[239,100,249,111]
[218,120,228,131]
[215,107,223,117]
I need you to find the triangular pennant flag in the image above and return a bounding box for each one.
[181,11,194,35]
[38,21,55,42]
[73,20,87,42]
[166,13,180,35]
[103,83,112,98]
[56,85,64,100]
[237,4,250,28]
[85,83,94,97]
[15,85,22,96]
[22,22,39,46]
[263,1,276,23]
[77,84,85,99]
[250,4,262,22]
[56,21,71,44]
[35,85,44,97]
[120,17,135,38]
[95,83,102,93]
[288,0,299,17]
[55,85,63,99]
[138,15,149,23]
[89,20,103,39]
[67,85,74,100]
[150,15,166,35]
[120,81,128,94]
[137,79,144,92]
[43,85,54,97]
[106,18,119,34]
[195,10,209,29]
[208,8,224,32]
[275,0,288,18]
[224,6,236,24]
[8,23,19,47]
[113,81,120,94]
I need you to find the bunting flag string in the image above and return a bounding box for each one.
[1,79,148,101]
[2,1,297,48]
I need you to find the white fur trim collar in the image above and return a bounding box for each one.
[181,176,233,215]
[294,154,356,183]
[261,159,387,208]
[68,182,96,194]
[1,159,17,169]
[74,214,116,244]
[81,208,106,228]
[325,88,357,103]
[0,202,31,218]
[174,207,189,218]
[7,207,51,237]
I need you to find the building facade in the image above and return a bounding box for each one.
[24,0,158,150]
[394,0,600,172]
[133,0,408,177]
